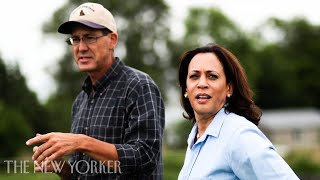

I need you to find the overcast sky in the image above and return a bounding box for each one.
[1,0,319,104]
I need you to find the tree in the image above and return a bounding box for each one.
[254,17,320,108]
[0,57,47,157]
[0,101,33,157]
[165,119,193,149]
[0,58,50,133]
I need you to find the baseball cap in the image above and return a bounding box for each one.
[58,2,117,34]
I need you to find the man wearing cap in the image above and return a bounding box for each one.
[26,2,165,180]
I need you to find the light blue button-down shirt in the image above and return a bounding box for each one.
[178,108,299,180]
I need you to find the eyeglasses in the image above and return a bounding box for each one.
[65,34,108,46]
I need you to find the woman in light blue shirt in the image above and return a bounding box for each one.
[177,44,299,180]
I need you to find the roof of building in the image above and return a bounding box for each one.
[259,108,320,130]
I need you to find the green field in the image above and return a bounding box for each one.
[0,173,57,180]
[163,148,185,180]
[0,149,185,180]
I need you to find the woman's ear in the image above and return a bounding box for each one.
[227,83,233,97]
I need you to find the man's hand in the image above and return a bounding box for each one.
[26,133,81,165]
[33,146,65,173]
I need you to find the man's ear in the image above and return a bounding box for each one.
[109,33,118,49]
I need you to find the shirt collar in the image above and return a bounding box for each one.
[188,108,228,146]
[205,107,228,138]
[82,57,123,95]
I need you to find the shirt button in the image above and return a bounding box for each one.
[84,127,88,130]
[90,99,94,103]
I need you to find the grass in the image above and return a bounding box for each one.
[163,148,185,180]
[0,148,186,180]
[0,173,57,180]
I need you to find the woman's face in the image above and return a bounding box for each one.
[186,52,232,120]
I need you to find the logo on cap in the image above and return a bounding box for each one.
[80,10,85,16]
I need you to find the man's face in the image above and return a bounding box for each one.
[70,25,117,77]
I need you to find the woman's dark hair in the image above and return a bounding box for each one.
[178,44,262,125]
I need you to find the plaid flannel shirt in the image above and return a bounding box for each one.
[70,58,165,180]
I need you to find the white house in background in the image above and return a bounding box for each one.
[259,108,320,155]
